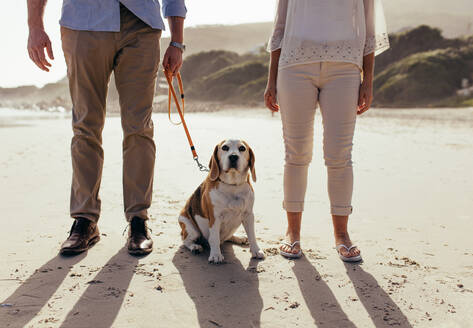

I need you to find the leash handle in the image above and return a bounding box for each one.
[167,72,185,125]
[164,70,209,172]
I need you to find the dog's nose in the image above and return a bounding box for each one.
[229,154,239,163]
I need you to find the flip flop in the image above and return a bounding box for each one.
[280,240,303,259]
[336,244,362,262]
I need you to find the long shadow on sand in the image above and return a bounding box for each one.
[172,243,263,328]
[292,256,357,328]
[344,263,412,327]
[0,253,86,328]
[59,248,138,328]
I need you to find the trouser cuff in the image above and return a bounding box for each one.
[71,214,99,223]
[125,210,149,222]
[283,200,304,212]
[331,205,353,216]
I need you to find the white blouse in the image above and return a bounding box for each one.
[268,0,390,70]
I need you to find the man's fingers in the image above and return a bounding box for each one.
[175,62,183,75]
[162,53,170,71]
[37,47,51,69]
[31,50,47,71]
[46,41,54,60]
[171,61,179,76]
[171,56,182,76]
[27,49,34,62]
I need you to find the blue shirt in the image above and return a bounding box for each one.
[60,0,186,32]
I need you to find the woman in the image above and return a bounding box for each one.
[264,0,389,261]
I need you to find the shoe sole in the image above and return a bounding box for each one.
[280,250,303,259]
[60,235,101,256]
[128,247,153,256]
[339,254,362,262]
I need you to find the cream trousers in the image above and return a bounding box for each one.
[277,62,361,216]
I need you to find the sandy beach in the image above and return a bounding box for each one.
[0,107,472,327]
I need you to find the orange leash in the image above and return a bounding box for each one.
[164,70,209,172]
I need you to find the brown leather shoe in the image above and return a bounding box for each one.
[60,218,100,255]
[127,217,153,255]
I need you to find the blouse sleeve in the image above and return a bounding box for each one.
[363,0,390,56]
[267,0,288,52]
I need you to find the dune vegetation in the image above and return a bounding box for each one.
[163,25,473,108]
[1,25,472,110]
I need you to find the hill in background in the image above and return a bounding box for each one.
[1,24,473,110]
[384,0,473,38]
[166,25,473,108]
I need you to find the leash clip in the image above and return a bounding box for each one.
[165,70,208,174]
[194,156,209,172]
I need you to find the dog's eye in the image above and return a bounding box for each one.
[238,146,246,152]
[222,145,229,151]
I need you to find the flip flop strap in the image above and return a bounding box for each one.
[336,244,348,252]
[336,244,358,252]
[282,240,300,249]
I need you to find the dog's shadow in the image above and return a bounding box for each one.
[172,242,263,328]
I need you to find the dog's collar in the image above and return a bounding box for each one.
[217,177,245,187]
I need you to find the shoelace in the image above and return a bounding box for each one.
[122,220,153,236]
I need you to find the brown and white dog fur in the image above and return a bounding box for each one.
[178,139,265,264]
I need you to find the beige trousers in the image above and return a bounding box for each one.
[61,5,161,223]
[277,62,361,216]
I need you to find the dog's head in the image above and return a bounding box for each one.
[208,139,256,185]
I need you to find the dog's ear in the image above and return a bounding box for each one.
[208,144,220,181]
[244,141,256,182]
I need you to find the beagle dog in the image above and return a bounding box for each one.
[178,139,265,264]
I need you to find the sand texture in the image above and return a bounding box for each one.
[0,107,472,328]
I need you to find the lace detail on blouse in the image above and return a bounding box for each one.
[364,32,390,56]
[268,0,390,70]
[279,39,365,69]
[268,30,284,52]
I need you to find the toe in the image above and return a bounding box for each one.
[350,247,360,257]
[340,248,349,257]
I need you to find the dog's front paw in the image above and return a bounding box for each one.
[251,248,265,259]
[189,244,203,254]
[208,252,225,264]
[229,235,249,245]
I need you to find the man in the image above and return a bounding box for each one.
[27,0,186,256]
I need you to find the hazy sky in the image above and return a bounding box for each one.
[0,1,277,88]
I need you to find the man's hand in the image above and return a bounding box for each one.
[164,16,184,76]
[28,28,54,72]
[162,46,183,76]
[27,0,53,72]
[357,79,373,115]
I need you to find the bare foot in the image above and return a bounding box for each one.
[334,232,360,258]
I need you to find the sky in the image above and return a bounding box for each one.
[0,1,277,88]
